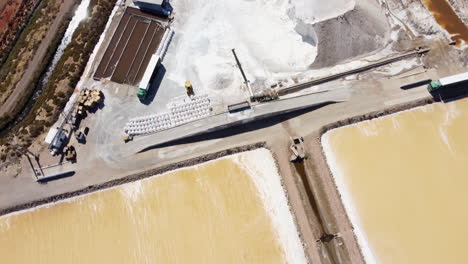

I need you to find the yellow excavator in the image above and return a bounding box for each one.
[185,81,194,97]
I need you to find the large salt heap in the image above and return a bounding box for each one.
[165,0,389,102]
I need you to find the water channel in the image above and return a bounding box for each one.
[0,0,89,136]
[422,0,468,46]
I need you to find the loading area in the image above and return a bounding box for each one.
[93,7,167,86]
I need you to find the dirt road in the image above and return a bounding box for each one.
[0,0,77,117]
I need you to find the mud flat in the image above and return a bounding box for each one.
[0,147,306,263]
[321,97,468,263]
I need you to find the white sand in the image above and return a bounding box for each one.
[234,149,308,264]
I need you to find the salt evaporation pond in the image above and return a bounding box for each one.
[322,97,468,263]
[0,149,306,263]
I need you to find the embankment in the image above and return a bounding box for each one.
[0,0,41,67]
[301,96,435,264]
[0,0,116,163]
[0,142,265,216]
[0,0,77,132]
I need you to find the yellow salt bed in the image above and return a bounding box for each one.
[0,149,306,263]
[323,98,468,263]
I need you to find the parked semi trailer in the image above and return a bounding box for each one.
[428,72,468,99]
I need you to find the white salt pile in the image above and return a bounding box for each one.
[290,0,355,24]
[166,0,355,102]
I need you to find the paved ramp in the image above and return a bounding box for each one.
[123,89,350,154]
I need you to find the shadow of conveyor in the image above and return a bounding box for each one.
[140,102,335,152]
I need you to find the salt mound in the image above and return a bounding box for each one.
[290,0,355,24]
[168,0,318,99]
[310,0,390,68]
[166,0,387,101]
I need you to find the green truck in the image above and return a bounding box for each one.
[428,72,468,98]
[138,54,161,100]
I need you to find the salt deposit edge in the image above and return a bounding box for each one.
[234,149,308,264]
[321,131,378,264]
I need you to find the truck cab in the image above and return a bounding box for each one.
[137,88,148,100]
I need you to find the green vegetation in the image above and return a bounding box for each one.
[4,0,116,151]
[0,2,73,131]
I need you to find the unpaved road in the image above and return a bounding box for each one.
[0,0,77,117]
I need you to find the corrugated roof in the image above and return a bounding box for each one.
[440,71,468,86]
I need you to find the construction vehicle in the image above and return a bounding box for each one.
[75,130,85,143]
[289,137,306,162]
[123,135,133,143]
[75,126,89,142]
[428,71,468,99]
[64,145,76,162]
[185,81,194,97]
[251,89,279,103]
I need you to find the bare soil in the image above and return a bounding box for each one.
[0,0,22,35]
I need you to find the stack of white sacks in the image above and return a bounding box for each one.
[124,94,211,136]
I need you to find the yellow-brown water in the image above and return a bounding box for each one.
[422,0,468,46]
[323,98,468,264]
[0,152,296,263]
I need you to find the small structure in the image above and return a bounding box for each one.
[45,128,68,156]
[133,0,171,16]
[289,137,306,162]
[228,101,251,113]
